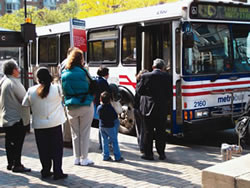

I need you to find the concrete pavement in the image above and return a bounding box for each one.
[0,127,246,188]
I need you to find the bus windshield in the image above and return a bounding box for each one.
[183,23,250,75]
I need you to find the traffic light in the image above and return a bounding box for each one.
[21,22,36,42]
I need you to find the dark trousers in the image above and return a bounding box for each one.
[143,115,166,157]
[34,125,63,176]
[134,109,145,152]
[4,120,26,167]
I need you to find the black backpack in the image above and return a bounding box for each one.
[81,68,99,95]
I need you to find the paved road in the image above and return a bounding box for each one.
[0,128,248,188]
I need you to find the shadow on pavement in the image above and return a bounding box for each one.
[90,162,199,187]
[0,170,57,188]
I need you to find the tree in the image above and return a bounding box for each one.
[0,0,79,31]
[0,0,178,31]
[76,0,178,18]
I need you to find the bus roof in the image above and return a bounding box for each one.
[0,27,12,31]
[36,0,250,36]
[36,0,188,36]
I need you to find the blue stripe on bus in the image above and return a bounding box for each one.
[182,73,250,82]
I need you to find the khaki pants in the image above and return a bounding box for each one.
[66,103,94,159]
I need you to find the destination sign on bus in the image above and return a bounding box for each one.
[190,2,250,21]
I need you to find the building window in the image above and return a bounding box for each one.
[6,3,20,13]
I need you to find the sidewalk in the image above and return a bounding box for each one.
[0,128,240,188]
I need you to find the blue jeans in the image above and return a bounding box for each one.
[100,119,121,160]
[99,119,120,149]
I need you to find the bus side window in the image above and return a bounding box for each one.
[122,25,137,65]
[60,34,70,63]
[39,36,58,64]
[87,29,119,65]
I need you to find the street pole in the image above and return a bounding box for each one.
[23,0,29,90]
[24,0,27,19]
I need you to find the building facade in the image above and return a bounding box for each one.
[0,0,67,16]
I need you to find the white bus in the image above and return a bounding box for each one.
[31,0,250,138]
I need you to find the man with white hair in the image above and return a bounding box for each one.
[0,60,31,172]
[137,58,171,161]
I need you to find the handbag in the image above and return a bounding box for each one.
[111,100,123,114]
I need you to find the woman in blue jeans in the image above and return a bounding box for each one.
[97,91,124,162]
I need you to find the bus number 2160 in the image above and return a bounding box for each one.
[194,100,206,107]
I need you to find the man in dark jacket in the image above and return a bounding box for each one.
[137,58,171,160]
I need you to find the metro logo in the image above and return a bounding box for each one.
[218,94,244,103]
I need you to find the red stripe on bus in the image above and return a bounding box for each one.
[119,75,136,89]
[182,91,211,96]
[181,80,250,89]
[177,87,250,97]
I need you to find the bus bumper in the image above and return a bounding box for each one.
[183,115,235,133]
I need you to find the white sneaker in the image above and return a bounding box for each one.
[80,158,94,166]
[74,158,80,165]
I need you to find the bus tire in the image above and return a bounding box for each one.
[118,86,136,136]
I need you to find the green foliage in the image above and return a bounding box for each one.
[0,9,26,31]
[76,0,178,19]
[0,0,79,31]
[0,0,178,31]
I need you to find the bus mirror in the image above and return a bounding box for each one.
[183,32,194,48]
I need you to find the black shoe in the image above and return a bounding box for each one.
[141,155,154,160]
[7,164,13,171]
[159,155,166,160]
[41,172,53,178]
[103,157,113,161]
[53,173,68,180]
[12,165,31,173]
[115,157,124,162]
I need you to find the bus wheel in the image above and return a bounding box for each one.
[118,86,135,136]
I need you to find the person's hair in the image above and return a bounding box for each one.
[36,67,53,99]
[65,48,84,70]
[152,58,166,70]
[100,91,111,105]
[3,59,18,75]
[136,69,148,82]
[67,47,76,56]
[97,66,109,77]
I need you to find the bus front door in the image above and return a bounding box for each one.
[142,23,173,131]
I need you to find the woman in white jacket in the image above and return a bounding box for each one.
[22,67,67,180]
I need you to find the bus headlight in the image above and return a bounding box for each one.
[195,109,209,119]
